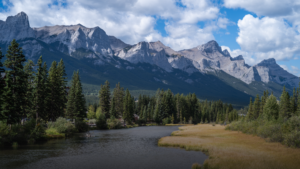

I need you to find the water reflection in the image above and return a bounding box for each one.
[0,126,207,169]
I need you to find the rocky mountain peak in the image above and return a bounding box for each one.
[199,40,222,54]
[256,58,277,67]
[222,49,231,57]
[231,55,244,61]
[0,11,35,42]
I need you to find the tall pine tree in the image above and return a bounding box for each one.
[66,71,86,120]
[113,82,124,117]
[279,86,291,119]
[33,56,48,123]
[23,60,35,118]
[123,89,133,124]
[99,80,111,118]
[2,40,27,124]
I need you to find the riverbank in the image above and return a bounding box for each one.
[158,124,300,169]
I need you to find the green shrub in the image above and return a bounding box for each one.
[284,130,300,148]
[47,117,75,133]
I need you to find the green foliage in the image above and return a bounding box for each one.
[96,112,107,129]
[263,94,279,120]
[107,116,121,129]
[87,105,96,119]
[33,56,48,121]
[66,71,86,120]
[123,89,134,124]
[2,39,27,124]
[99,80,111,118]
[162,117,171,125]
[47,117,75,133]
[228,86,300,148]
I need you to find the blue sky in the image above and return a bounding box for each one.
[0,0,299,76]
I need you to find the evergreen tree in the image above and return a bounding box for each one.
[46,61,62,121]
[113,82,124,117]
[123,89,133,124]
[290,88,296,116]
[87,105,96,119]
[263,94,279,120]
[246,97,254,120]
[253,94,261,119]
[1,72,14,123]
[279,86,291,119]
[33,56,48,123]
[23,60,35,118]
[2,40,27,123]
[110,97,117,118]
[297,83,300,115]
[74,75,86,119]
[66,71,86,119]
[57,59,67,116]
[99,80,111,118]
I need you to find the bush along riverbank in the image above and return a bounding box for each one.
[0,117,90,147]
[227,87,300,148]
[158,124,300,169]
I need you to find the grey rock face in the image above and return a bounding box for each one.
[117,41,173,72]
[109,36,131,53]
[254,58,299,87]
[178,40,299,87]
[35,24,113,57]
[0,12,35,42]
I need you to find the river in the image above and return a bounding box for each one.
[0,126,207,169]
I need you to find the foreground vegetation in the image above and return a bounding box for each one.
[0,40,88,146]
[159,124,300,169]
[227,86,300,148]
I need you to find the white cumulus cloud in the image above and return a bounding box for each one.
[0,0,228,50]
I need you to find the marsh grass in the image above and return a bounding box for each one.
[158,124,300,169]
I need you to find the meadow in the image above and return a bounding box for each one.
[158,124,300,169]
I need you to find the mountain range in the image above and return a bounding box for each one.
[0,12,298,106]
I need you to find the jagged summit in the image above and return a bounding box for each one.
[222,49,231,57]
[231,55,244,61]
[256,58,276,66]
[0,12,35,42]
[198,40,223,54]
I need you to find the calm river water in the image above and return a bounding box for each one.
[0,126,207,169]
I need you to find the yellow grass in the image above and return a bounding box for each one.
[158,124,300,169]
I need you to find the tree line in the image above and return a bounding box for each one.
[87,80,239,125]
[0,40,86,125]
[246,86,300,121]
